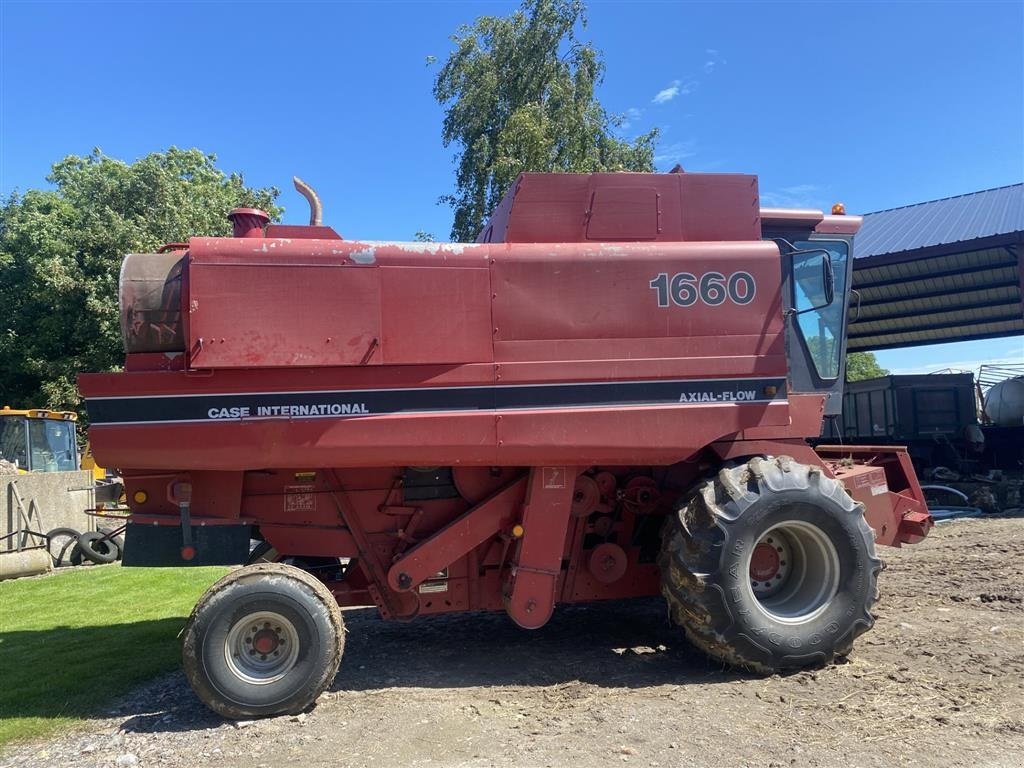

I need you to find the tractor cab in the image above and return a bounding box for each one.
[760,207,860,416]
[0,407,80,473]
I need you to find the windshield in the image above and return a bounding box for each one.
[27,419,78,472]
[792,240,849,380]
[0,417,29,469]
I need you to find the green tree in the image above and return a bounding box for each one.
[433,0,658,241]
[0,147,281,413]
[846,351,889,382]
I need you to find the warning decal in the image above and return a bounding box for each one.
[284,485,316,513]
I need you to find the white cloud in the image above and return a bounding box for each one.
[703,48,726,75]
[654,140,698,168]
[652,80,681,104]
[760,184,824,209]
[689,158,729,171]
[652,79,697,104]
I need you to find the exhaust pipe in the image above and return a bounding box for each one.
[227,176,322,238]
[293,176,323,226]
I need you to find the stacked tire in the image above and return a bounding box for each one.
[45,526,124,567]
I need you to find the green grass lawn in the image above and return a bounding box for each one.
[0,564,228,746]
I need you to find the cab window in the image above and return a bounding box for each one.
[791,240,849,380]
[0,418,28,469]
[27,419,78,472]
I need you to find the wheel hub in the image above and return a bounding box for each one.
[749,532,793,598]
[252,628,281,655]
[750,542,781,581]
[747,521,840,623]
[225,610,300,685]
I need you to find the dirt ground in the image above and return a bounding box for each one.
[3,515,1023,768]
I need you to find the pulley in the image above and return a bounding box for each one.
[588,542,628,584]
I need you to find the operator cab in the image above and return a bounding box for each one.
[761,207,860,416]
[0,407,80,472]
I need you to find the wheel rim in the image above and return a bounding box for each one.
[747,520,840,624]
[224,611,301,685]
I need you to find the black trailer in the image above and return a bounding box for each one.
[823,374,978,469]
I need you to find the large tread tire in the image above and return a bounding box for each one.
[659,455,880,674]
[182,562,345,720]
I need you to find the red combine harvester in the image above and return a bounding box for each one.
[79,171,932,719]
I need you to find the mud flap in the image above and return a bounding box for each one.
[122,521,252,566]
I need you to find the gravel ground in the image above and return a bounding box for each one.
[3,515,1022,768]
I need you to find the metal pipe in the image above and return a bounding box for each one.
[293,176,323,226]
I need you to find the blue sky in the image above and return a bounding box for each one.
[1,0,1021,372]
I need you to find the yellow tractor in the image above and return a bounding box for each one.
[0,407,124,574]
[0,406,81,474]
[0,406,115,488]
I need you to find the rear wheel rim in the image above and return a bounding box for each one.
[747,520,840,624]
[224,611,301,685]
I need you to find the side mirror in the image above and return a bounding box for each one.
[789,247,837,315]
[822,251,835,305]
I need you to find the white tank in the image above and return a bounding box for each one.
[984,376,1024,426]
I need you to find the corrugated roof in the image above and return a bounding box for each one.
[847,244,1023,351]
[855,183,1024,259]
[846,185,1024,351]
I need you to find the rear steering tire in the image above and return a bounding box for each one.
[659,456,880,673]
[182,562,345,720]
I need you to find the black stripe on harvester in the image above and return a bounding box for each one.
[85,377,788,425]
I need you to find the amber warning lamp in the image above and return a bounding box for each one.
[831,202,846,215]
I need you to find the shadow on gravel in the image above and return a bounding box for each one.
[109,598,748,738]
[333,597,745,692]
[116,693,224,736]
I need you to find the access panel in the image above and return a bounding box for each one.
[188,262,382,368]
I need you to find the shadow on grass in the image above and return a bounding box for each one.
[0,617,192,744]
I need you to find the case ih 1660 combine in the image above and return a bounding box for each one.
[80,171,932,719]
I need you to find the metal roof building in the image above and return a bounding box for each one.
[849,183,1024,351]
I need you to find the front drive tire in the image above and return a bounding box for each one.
[182,562,345,720]
[659,456,880,674]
